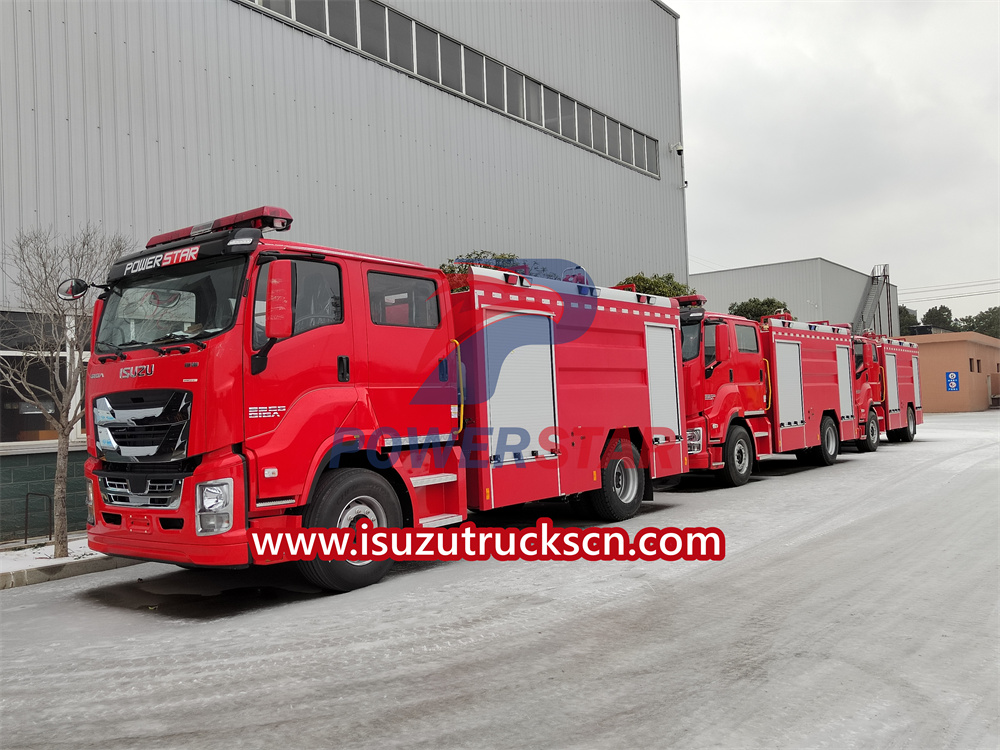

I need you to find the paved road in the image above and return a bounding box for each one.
[2,412,997,749]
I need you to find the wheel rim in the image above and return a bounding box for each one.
[611,458,639,504]
[868,417,878,444]
[733,439,750,475]
[908,409,915,435]
[824,424,837,456]
[337,495,386,566]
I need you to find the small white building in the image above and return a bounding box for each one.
[690,258,900,335]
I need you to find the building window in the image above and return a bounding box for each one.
[464,49,485,102]
[970,358,975,372]
[359,0,387,60]
[243,0,661,176]
[368,272,440,328]
[543,87,560,133]
[295,0,326,32]
[505,70,524,118]
[578,105,592,148]
[439,36,463,92]
[977,359,981,373]
[387,8,413,71]
[415,23,439,82]
[328,0,357,46]
[525,78,543,126]
[485,57,504,109]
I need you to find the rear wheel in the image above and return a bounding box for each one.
[590,437,644,521]
[857,410,879,453]
[297,468,402,592]
[720,426,753,487]
[899,406,916,443]
[815,415,839,466]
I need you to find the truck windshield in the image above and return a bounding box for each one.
[95,256,247,353]
[681,321,701,362]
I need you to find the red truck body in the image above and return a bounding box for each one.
[851,333,922,447]
[678,298,857,485]
[83,208,687,584]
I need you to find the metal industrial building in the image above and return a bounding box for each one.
[0,0,688,310]
[690,258,901,335]
[0,0,687,536]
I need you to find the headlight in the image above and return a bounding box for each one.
[686,427,703,454]
[85,482,95,525]
[196,479,233,535]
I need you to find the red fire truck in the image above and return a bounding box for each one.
[71,207,688,590]
[851,333,922,447]
[676,296,858,486]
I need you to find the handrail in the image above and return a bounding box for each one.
[450,339,464,436]
[762,358,772,410]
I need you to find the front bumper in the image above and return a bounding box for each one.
[86,448,249,567]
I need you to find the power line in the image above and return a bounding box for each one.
[898,289,1000,304]
[899,278,1000,293]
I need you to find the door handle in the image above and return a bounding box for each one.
[438,358,448,382]
[338,355,350,382]
[729,369,734,383]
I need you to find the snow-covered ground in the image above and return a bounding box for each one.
[0,537,103,574]
[1,412,997,750]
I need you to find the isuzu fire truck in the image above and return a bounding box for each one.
[72,207,689,591]
[851,333,922,451]
[676,296,861,486]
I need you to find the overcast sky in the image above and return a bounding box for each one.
[667,0,999,319]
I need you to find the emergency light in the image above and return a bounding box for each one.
[146,206,293,249]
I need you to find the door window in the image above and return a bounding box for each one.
[368,272,440,328]
[253,261,343,349]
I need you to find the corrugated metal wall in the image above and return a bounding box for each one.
[0,0,687,310]
[690,259,901,333]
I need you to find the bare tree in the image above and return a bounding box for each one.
[0,226,130,556]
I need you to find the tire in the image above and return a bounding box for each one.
[899,406,916,443]
[857,410,879,453]
[297,469,402,592]
[589,437,645,521]
[720,425,753,487]
[815,415,839,466]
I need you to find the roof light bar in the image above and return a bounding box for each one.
[146,206,294,249]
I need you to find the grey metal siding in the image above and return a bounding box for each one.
[0,0,687,309]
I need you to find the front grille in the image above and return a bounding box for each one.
[99,475,184,510]
[94,389,191,463]
[107,423,185,448]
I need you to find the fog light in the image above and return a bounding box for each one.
[85,482,95,525]
[196,479,233,536]
[686,427,703,455]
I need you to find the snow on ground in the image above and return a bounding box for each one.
[0,537,102,574]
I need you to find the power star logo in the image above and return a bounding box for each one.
[123,246,200,276]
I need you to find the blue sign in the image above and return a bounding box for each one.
[946,371,960,391]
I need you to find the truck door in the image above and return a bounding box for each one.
[244,258,357,502]
[836,345,854,424]
[732,322,765,411]
[483,310,560,506]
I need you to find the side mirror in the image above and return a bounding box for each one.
[714,325,731,363]
[265,260,294,340]
[57,278,89,301]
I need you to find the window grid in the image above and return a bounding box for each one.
[245,0,661,177]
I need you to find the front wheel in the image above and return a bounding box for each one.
[297,468,402,592]
[857,410,879,453]
[815,415,839,466]
[720,426,753,487]
[589,437,645,521]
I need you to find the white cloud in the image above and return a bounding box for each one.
[670,0,1000,317]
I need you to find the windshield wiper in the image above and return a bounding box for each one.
[95,341,127,363]
[151,331,208,349]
